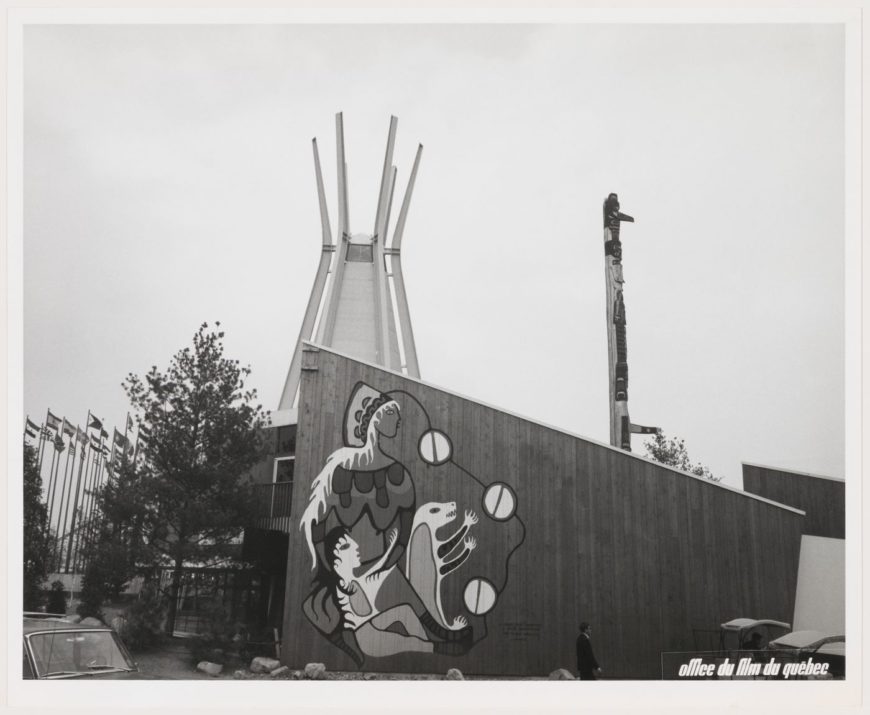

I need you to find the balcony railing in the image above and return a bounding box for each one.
[252,481,294,533]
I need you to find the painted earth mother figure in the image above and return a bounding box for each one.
[300,382,473,666]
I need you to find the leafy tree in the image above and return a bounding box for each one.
[643,431,722,482]
[121,322,267,634]
[23,443,51,610]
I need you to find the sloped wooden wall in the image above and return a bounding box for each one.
[282,347,804,678]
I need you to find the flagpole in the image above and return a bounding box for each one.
[83,431,104,571]
[38,409,52,473]
[46,436,64,565]
[94,434,108,522]
[82,441,101,571]
[75,427,95,574]
[123,413,131,469]
[23,417,41,454]
[37,425,48,477]
[43,430,57,527]
[76,420,93,572]
[44,427,60,532]
[69,445,88,573]
[64,446,87,574]
[55,435,76,572]
[79,435,98,572]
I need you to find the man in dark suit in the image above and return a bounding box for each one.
[576,622,602,680]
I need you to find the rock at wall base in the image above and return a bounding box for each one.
[304,662,327,680]
[250,656,282,674]
[549,668,575,680]
[197,661,223,677]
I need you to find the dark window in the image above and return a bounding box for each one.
[346,244,373,262]
[274,457,295,484]
[276,425,296,454]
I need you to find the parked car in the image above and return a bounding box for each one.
[719,617,791,652]
[23,615,156,680]
[768,630,845,679]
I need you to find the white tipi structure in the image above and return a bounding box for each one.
[275,113,422,422]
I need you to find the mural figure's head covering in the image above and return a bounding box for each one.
[344,381,394,447]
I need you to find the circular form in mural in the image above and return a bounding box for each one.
[482,482,517,521]
[418,429,452,465]
[463,578,497,615]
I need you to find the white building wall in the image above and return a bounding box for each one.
[792,534,845,634]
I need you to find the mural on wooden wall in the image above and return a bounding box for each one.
[299,381,525,667]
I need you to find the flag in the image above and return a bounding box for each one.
[26,418,40,433]
[101,428,108,440]
[127,414,134,431]
[41,427,52,439]
[62,418,75,437]
[139,424,151,438]
[25,425,37,440]
[88,414,103,431]
[77,426,87,444]
[46,411,61,431]
[53,433,65,452]
[630,424,662,435]
[90,436,101,450]
[114,428,127,447]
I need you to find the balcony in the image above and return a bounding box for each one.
[252,481,294,534]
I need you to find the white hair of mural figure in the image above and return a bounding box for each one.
[300,384,401,569]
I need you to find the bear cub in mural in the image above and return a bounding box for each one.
[407,502,479,631]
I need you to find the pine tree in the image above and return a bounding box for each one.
[121,322,267,634]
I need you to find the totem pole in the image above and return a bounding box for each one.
[602,193,659,451]
[603,193,634,450]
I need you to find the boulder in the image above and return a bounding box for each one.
[291,670,304,680]
[197,661,223,677]
[303,662,327,680]
[445,668,464,681]
[270,666,290,678]
[549,668,575,680]
[233,669,250,680]
[363,673,377,681]
[250,656,281,674]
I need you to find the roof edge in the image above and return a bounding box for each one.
[741,461,844,484]
[301,341,807,517]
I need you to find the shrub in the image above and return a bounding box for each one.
[186,600,270,666]
[122,582,167,651]
[46,581,67,615]
[77,538,136,620]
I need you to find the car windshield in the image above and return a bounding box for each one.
[27,630,134,678]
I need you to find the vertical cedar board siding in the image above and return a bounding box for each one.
[742,464,844,540]
[282,349,804,678]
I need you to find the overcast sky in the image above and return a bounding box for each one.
[21,22,846,488]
